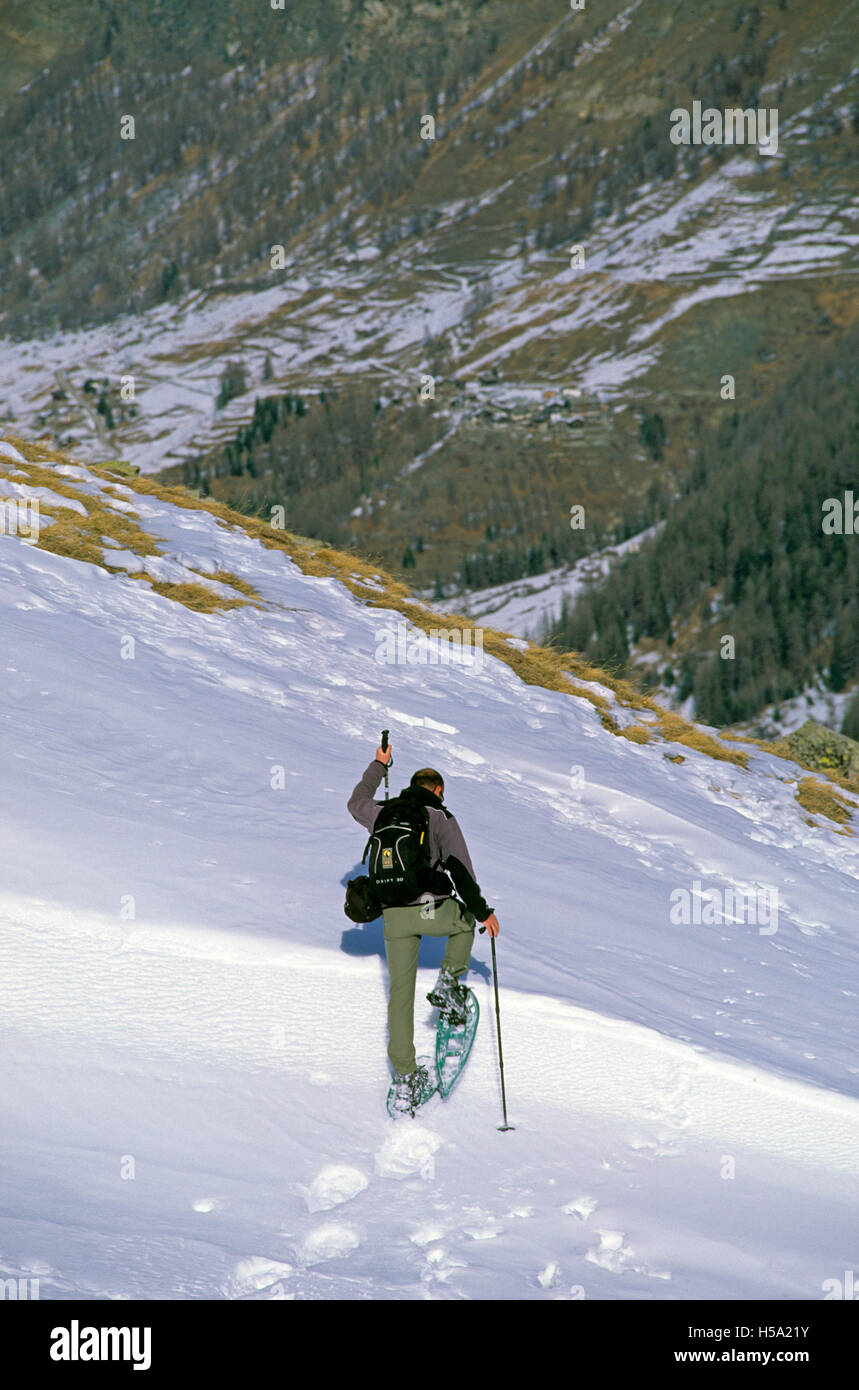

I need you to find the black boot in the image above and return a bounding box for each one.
[390,1063,431,1117]
[427,966,468,1027]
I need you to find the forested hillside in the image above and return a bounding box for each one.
[548,321,859,728]
[0,0,563,332]
[159,378,641,590]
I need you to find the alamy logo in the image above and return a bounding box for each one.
[50,1321,151,1371]
[418,891,437,920]
[670,101,779,155]
[821,492,859,534]
[822,1271,857,1299]
[669,880,778,935]
[1,1276,39,1299]
[375,621,485,673]
[0,496,40,543]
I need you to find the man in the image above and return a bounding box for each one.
[347,740,500,1112]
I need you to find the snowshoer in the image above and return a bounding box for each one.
[347,741,499,1111]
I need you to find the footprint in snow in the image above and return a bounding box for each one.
[375,1126,441,1181]
[462,1219,503,1240]
[410,1224,448,1246]
[458,1204,503,1240]
[585,1230,633,1273]
[627,1134,664,1155]
[224,1256,294,1299]
[191,1197,220,1213]
[420,1245,468,1286]
[562,1196,598,1221]
[300,1164,369,1213]
[300,1223,361,1266]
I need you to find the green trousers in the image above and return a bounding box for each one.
[382,896,476,1076]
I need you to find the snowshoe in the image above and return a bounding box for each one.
[386,1057,438,1119]
[435,988,479,1098]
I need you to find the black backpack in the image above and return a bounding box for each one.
[343,875,382,923]
[362,792,449,908]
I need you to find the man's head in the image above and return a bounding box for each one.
[410,767,444,800]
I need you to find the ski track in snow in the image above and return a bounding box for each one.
[1,462,858,1298]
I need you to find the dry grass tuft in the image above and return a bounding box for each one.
[795,777,855,831]
[148,580,249,612]
[0,434,254,613]
[656,711,747,767]
[617,724,653,745]
[91,460,140,480]
[0,450,162,567]
[188,567,264,604]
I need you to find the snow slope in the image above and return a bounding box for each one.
[453,525,662,641]
[1,452,857,1300]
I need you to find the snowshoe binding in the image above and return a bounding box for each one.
[426,966,469,1027]
[386,1058,438,1119]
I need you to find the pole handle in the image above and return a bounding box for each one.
[380,729,390,800]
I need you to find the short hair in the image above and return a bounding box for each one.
[411,767,444,795]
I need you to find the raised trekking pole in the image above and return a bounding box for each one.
[381,729,390,800]
[485,930,514,1132]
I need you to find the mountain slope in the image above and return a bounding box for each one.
[1,436,858,1299]
[1,0,857,604]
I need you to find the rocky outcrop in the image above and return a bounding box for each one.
[784,719,859,782]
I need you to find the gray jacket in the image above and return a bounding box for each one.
[347,761,491,920]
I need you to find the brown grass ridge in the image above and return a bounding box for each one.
[0,436,261,612]
[8,432,859,816]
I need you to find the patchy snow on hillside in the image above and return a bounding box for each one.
[1,140,856,478]
[727,678,858,742]
[452,525,661,640]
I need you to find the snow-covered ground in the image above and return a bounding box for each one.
[1,449,858,1300]
[727,679,858,742]
[453,525,662,641]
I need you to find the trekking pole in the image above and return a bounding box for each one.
[483,928,514,1132]
[381,729,390,800]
